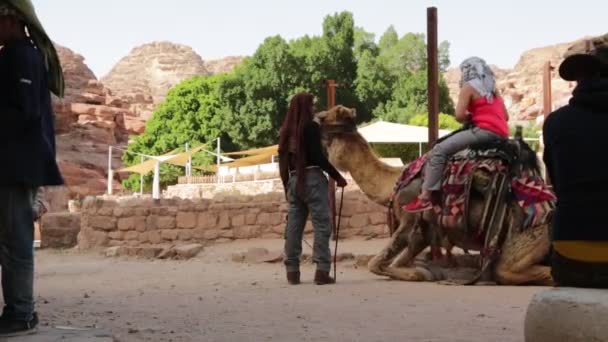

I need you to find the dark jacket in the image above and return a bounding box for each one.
[279,120,342,189]
[0,38,63,187]
[543,78,608,241]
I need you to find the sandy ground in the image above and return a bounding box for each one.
[21,239,547,342]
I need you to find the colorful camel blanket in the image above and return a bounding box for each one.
[394,153,556,230]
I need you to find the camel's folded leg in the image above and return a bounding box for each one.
[494,224,553,286]
[389,225,429,268]
[368,216,415,276]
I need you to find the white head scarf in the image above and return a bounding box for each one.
[459,57,496,103]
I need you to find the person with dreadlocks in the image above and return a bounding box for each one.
[278,92,347,285]
[0,0,64,336]
[404,57,509,212]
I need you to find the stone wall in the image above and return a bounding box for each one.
[78,190,388,250]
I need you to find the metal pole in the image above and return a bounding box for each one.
[217,137,221,184]
[427,7,439,151]
[140,155,144,195]
[107,146,113,195]
[326,79,338,240]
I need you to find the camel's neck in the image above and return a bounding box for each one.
[330,135,404,206]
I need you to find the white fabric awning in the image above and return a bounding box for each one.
[358,120,453,144]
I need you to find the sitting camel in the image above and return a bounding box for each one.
[315,105,554,286]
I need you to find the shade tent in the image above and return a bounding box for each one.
[224,145,278,156]
[358,120,452,144]
[195,150,276,171]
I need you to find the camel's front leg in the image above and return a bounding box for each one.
[494,224,553,286]
[368,215,415,277]
[389,224,430,268]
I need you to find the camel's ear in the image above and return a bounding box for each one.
[351,108,357,118]
[313,111,327,124]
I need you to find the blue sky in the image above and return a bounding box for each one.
[33,0,607,78]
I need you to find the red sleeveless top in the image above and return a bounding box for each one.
[467,96,509,137]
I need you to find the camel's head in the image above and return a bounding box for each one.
[313,105,359,171]
[313,105,357,131]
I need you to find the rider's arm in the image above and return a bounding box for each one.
[455,84,473,123]
[503,102,510,122]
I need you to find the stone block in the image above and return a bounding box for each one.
[161,230,178,241]
[125,231,139,241]
[524,288,608,342]
[231,214,245,227]
[176,212,196,229]
[197,212,218,229]
[174,244,204,259]
[348,214,369,228]
[117,217,135,231]
[88,216,116,231]
[40,212,81,249]
[245,213,257,225]
[108,231,125,240]
[148,230,162,244]
[218,212,230,229]
[178,229,193,241]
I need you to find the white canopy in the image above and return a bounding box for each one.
[358,120,453,144]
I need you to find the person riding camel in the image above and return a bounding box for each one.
[404,57,510,213]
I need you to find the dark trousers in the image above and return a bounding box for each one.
[0,186,36,321]
[552,250,608,289]
[284,168,332,272]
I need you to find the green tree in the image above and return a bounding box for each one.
[409,112,462,130]
[121,75,225,191]
[354,27,377,59]
[218,35,303,149]
[375,68,454,124]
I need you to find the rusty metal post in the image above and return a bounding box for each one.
[325,80,338,240]
[542,61,554,185]
[427,7,439,151]
[543,62,553,117]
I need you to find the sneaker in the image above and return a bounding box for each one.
[0,312,38,337]
[403,197,433,213]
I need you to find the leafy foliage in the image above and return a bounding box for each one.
[122,11,460,190]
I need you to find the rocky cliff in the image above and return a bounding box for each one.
[100,42,210,120]
[444,40,579,123]
[50,45,146,210]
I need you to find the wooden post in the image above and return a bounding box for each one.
[542,61,554,185]
[325,79,338,240]
[427,7,439,151]
[543,61,553,117]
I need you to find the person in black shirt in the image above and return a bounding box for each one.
[0,0,64,336]
[278,92,347,285]
[543,33,608,288]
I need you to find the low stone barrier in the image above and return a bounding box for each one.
[524,288,608,341]
[77,190,389,250]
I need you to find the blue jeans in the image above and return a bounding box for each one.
[284,168,332,272]
[423,127,503,191]
[0,186,36,321]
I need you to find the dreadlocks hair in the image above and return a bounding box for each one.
[278,92,315,197]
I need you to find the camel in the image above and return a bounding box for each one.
[315,105,554,286]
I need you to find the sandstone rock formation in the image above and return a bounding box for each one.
[444,40,580,123]
[49,45,146,211]
[204,56,245,75]
[100,41,209,120]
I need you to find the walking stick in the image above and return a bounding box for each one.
[333,188,345,282]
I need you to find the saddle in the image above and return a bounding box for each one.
[392,129,554,284]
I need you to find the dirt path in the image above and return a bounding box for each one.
[28,239,545,341]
